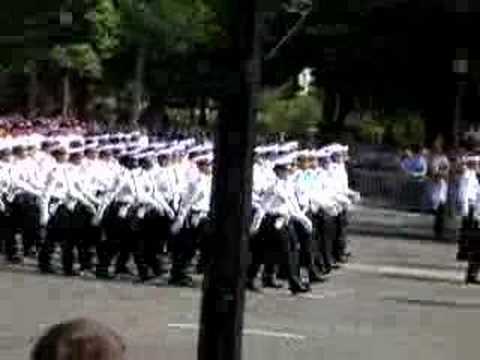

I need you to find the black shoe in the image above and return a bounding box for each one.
[289,281,310,295]
[308,268,327,283]
[39,266,55,274]
[24,249,37,258]
[457,252,468,262]
[115,267,135,276]
[96,270,115,280]
[169,275,194,287]
[137,274,157,283]
[262,277,284,289]
[7,256,22,264]
[465,273,480,284]
[322,266,332,275]
[64,269,80,277]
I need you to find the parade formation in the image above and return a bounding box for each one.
[0,122,361,295]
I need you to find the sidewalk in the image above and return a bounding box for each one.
[348,204,465,284]
[349,204,455,241]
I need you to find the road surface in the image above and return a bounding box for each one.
[0,207,478,360]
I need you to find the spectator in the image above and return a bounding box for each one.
[31,318,126,360]
[428,142,450,178]
[402,144,428,178]
[400,147,413,173]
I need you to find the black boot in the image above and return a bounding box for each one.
[262,275,284,289]
[308,266,327,283]
[289,278,310,294]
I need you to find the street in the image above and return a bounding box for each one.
[1,207,479,360]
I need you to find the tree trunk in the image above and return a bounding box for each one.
[27,62,39,119]
[62,70,71,120]
[332,91,341,123]
[130,46,147,126]
[199,95,208,127]
[197,2,261,360]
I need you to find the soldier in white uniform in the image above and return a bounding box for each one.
[457,156,480,261]
[68,145,102,274]
[247,155,311,294]
[133,152,174,281]
[327,145,355,264]
[0,145,13,257]
[9,142,45,261]
[95,153,138,279]
[291,151,326,283]
[169,154,212,286]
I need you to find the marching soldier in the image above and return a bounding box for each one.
[247,155,311,294]
[0,145,13,256]
[457,156,479,261]
[170,154,212,286]
[133,152,174,281]
[9,142,44,261]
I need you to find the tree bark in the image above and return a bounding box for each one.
[199,95,208,127]
[197,2,261,360]
[62,70,71,119]
[332,91,341,123]
[27,61,39,119]
[130,45,147,126]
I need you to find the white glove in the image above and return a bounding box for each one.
[250,210,265,235]
[137,206,147,219]
[274,217,286,230]
[298,215,313,234]
[171,216,185,234]
[118,205,129,219]
[91,215,102,227]
[325,204,338,217]
[40,213,49,227]
[163,206,175,220]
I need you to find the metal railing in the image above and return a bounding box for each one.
[349,168,428,212]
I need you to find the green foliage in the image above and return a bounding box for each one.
[387,112,425,147]
[259,86,324,135]
[357,118,385,144]
[51,44,102,78]
[119,0,221,52]
[89,0,122,59]
[357,111,426,147]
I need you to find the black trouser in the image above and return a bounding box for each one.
[134,207,171,279]
[0,206,13,256]
[433,204,447,239]
[333,210,348,262]
[10,193,42,257]
[97,202,134,275]
[72,203,100,271]
[170,212,210,280]
[459,205,476,261]
[290,217,316,272]
[247,215,302,289]
[312,211,335,272]
[465,227,480,280]
[39,204,72,272]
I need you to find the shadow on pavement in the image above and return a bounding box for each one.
[349,226,449,243]
[382,297,480,309]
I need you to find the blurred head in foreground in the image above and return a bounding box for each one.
[31,318,126,360]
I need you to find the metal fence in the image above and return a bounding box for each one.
[349,168,428,212]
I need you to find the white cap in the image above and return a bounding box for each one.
[314,147,331,158]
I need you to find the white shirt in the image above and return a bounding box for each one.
[11,157,44,197]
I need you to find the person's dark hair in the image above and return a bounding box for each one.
[411,144,422,154]
[31,318,125,360]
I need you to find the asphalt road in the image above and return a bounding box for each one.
[1,208,479,360]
